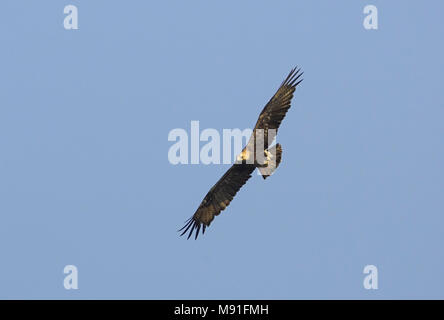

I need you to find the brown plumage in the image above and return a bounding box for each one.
[179,67,303,239]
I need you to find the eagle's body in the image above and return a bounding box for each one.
[179,68,303,239]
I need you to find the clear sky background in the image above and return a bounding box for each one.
[0,1,443,299]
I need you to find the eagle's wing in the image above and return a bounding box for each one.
[249,67,303,147]
[179,163,256,239]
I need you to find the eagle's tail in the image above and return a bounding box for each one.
[259,143,282,180]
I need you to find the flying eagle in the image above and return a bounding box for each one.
[179,67,303,239]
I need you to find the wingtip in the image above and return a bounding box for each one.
[179,217,205,240]
[282,66,304,87]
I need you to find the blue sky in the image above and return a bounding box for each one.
[0,1,443,299]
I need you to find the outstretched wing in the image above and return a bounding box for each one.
[250,67,303,148]
[179,163,255,240]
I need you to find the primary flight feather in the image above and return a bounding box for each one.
[179,67,303,239]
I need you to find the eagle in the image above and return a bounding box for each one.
[179,67,303,239]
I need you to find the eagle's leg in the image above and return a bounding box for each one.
[256,149,273,168]
[265,149,273,163]
[258,144,283,179]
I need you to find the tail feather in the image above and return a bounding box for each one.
[259,143,282,179]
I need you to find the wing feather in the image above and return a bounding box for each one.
[179,163,255,239]
[249,67,303,148]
